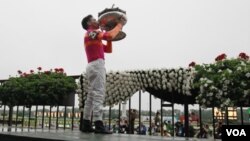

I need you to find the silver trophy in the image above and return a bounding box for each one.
[98,5,127,41]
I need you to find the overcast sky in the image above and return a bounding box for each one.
[1,0,250,111]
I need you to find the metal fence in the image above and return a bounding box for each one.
[0,75,177,135]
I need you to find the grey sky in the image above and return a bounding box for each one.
[1,0,250,111]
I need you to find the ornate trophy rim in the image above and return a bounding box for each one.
[98,7,126,17]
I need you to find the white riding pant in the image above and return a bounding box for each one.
[83,59,106,121]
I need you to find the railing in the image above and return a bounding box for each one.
[0,105,78,131]
[1,76,249,139]
[0,74,176,135]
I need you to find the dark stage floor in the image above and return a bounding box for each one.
[0,129,220,141]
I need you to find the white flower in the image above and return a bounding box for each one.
[220,104,223,108]
[209,86,216,90]
[178,77,182,82]
[195,99,199,103]
[200,86,204,93]
[246,73,250,78]
[241,61,246,66]
[183,79,187,84]
[225,98,231,105]
[190,67,196,72]
[185,85,191,91]
[227,69,232,73]
[218,90,223,96]
[204,83,208,87]
[186,91,191,96]
[215,94,221,99]
[76,89,82,93]
[76,82,81,87]
[207,80,213,84]
[167,82,171,88]
[241,82,247,87]
[224,80,230,85]
[169,80,174,85]
[224,92,228,96]
[202,98,206,104]
[179,70,183,75]
[243,90,249,97]
[177,83,181,88]
[237,67,242,71]
[208,92,213,97]
[222,85,227,91]
[169,72,175,78]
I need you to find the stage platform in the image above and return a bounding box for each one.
[0,129,221,141]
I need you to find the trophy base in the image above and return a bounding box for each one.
[112,31,126,41]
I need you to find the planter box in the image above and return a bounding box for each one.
[14,93,75,107]
[59,93,75,106]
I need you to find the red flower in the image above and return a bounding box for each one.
[23,73,29,77]
[44,71,51,75]
[54,68,64,73]
[30,70,34,73]
[215,53,227,61]
[59,68,64,73]
[37,67,42,71]
[17,70,22,75]
[54,68,59,72]
[189,61,196,67]
[238,52,249,60]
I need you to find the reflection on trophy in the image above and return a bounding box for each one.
[98,5,127,41]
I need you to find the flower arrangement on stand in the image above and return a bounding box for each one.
[76,52,250,111]
[194,53,250,108]
[76,68,195,111]
[0,67,76,107]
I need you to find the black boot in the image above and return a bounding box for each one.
[94,120,112,134]
[81,120,94,133]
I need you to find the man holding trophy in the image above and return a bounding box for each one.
[81,7,127,134]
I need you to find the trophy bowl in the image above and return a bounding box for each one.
[98,6,127,41]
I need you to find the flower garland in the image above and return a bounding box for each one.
[76,68,195,111]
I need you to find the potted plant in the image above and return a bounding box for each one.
[193,53,250,108]
[0,67,77,107]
